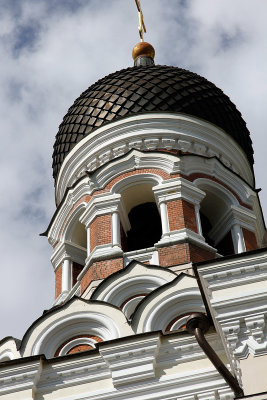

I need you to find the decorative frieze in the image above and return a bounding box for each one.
[55,114,253,204]
[196,249,267,370]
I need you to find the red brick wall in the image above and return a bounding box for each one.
[81,257,124,294]
[243,228,258,251]
[167,199,197,233]
[55,264,62,299]
[158,243,188,266]
[188,243,216,263]
[68,344,93,354]
[158,242,215,266]
[90,214,111,251]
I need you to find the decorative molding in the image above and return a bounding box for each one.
[22,300,133,358]
[153,177,206,206]
[0,359,41,397]
[53,280,81,306]
[47,150,263,249]
[80,193,121,228]
[132,277,205,333]
[1,331,234,399]
[58,337,97,356]
[196,249,267,366]
[99,334,161,386]
[91,260,176,316]
[124,247,159,266]
[55,113,253,204]
[81,244,123,275]
[50,241,86,271]
[155,227,217,254]
[209,205,256,245]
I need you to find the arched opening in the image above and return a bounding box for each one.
[127,202,162,251]
[118,181,162,252]
[199,188,235,256]
[71,221,87,248]
[70,221,87,286]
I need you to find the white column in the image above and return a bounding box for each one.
[62,258,72,293]
[160,202,169,235]
[231,224,246,254]
[86,227,90,257]
[112,211,121,246]
[195,205,203,236]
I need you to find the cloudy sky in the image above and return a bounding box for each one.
[0,0,266,340]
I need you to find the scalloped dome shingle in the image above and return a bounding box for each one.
[53,65,253,180]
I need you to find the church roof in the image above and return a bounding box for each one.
[52,65,253,180]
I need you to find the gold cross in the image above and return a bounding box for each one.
[135,0,147,42]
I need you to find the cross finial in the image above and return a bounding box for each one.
[135,0,146,42]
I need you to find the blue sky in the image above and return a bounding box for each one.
[0,0,266,339]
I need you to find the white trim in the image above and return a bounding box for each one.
[196,248,267,376]
[209,205,256,246]
[51,241,86,271]
[0,350,14,361]
[3,332,233,400]
[195,204,203,235]
[55,113,253,204]
[231,224,246,254]
[153,177,206,206]
[47,151,264,248]
[155,227,217,254]
[124,247,159,266]
[58,337,97,356]
[22,301,133,358]
[111,211,121,246]
[80,193,121,228]
[93,273,173,308]
[82,245,123,273]
[62,258,73,293]
[159,202,169,234]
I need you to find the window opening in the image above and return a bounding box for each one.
[199,190,235,256]
[127,202,162,251]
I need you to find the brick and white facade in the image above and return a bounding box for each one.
[1,49,267,399]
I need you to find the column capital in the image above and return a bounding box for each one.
[51,241,86,271]
[80,193,121,228]
[209,205,256,245]
[153,177,206,205]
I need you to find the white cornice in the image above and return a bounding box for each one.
[47,150,261,249]
[55,113,253,204]
[196,249,267,361]
[155,227,217,254]
[99,333,161,386]
[1,332,233,399]
[0,360,41,397]
[80,193,121,228]
[153,177,206,205]
[51,241,86,270]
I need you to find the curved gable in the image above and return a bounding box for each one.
[132,273,205,333]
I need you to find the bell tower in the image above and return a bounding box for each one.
[46,39,263,305]
[1,5,267,399]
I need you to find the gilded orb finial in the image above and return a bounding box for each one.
[132,41,155,62]
[133,1,155,66]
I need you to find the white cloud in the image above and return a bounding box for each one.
[0,0,266,339]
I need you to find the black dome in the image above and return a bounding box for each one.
[53,65,253,180]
